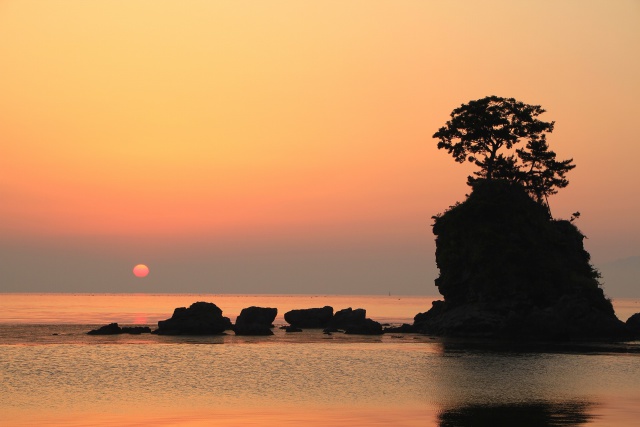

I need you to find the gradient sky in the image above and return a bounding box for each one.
[1,1,639,296]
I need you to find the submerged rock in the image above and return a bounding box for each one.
[156,301,232,335]
[414,180,631,341]
[284,306,333,328]
[234,306,277,336]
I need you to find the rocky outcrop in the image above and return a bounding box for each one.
[284,306,333,328]
[234,306,277,335]
[88,323,151,335]
[88,323,122,335]
[414,180,631,340]
[344,318,383,335]
[155,301,232,335]
[327,307,383,335]
[626,313,640,335]
[328,308,366,328]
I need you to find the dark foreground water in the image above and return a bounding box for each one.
[1,294,639,426]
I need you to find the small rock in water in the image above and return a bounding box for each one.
[233,306,277,336]
[156,302,233,335]
[324,308,384,335]
[88,323,152,335]
[88,323,122,335]
[284,306,333,328]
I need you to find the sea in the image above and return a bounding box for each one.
[1,293,640,427]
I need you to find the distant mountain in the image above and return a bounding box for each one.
[597,256,640,298]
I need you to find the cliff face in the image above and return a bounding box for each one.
[416,180,629,340]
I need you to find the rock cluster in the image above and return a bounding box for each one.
[413,180,632,340]
[284,306,383,335]
[89,302,385,337]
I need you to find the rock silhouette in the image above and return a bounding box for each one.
[155,301,232,335]
[121,326,152,334]
[414,180,631,340]
[343,317,383,335]
[284,306,333,328]
[88,323,151,335]
[626,313,640,335]
[88,323,122,335]
[328,307,383,335]
[328,308,366,328]
[234,306,277,335]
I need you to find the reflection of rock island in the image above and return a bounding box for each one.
[414,180,631,340]
[438,401,593,427]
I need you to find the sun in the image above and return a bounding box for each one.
[133,264,149,278]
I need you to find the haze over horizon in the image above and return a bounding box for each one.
[1,1,638,297]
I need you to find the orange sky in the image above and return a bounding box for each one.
[1,1,639,295]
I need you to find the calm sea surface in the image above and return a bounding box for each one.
[1,294,639,426]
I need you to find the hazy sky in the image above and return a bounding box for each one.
[1,1,639,296]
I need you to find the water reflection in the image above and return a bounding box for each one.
[431,340,603,426]
[438,401,593,427]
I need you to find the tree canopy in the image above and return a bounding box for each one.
[433,96,575,206]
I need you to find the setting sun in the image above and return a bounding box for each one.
[133,264,149,278]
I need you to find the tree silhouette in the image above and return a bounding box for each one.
[433,96,575,206]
